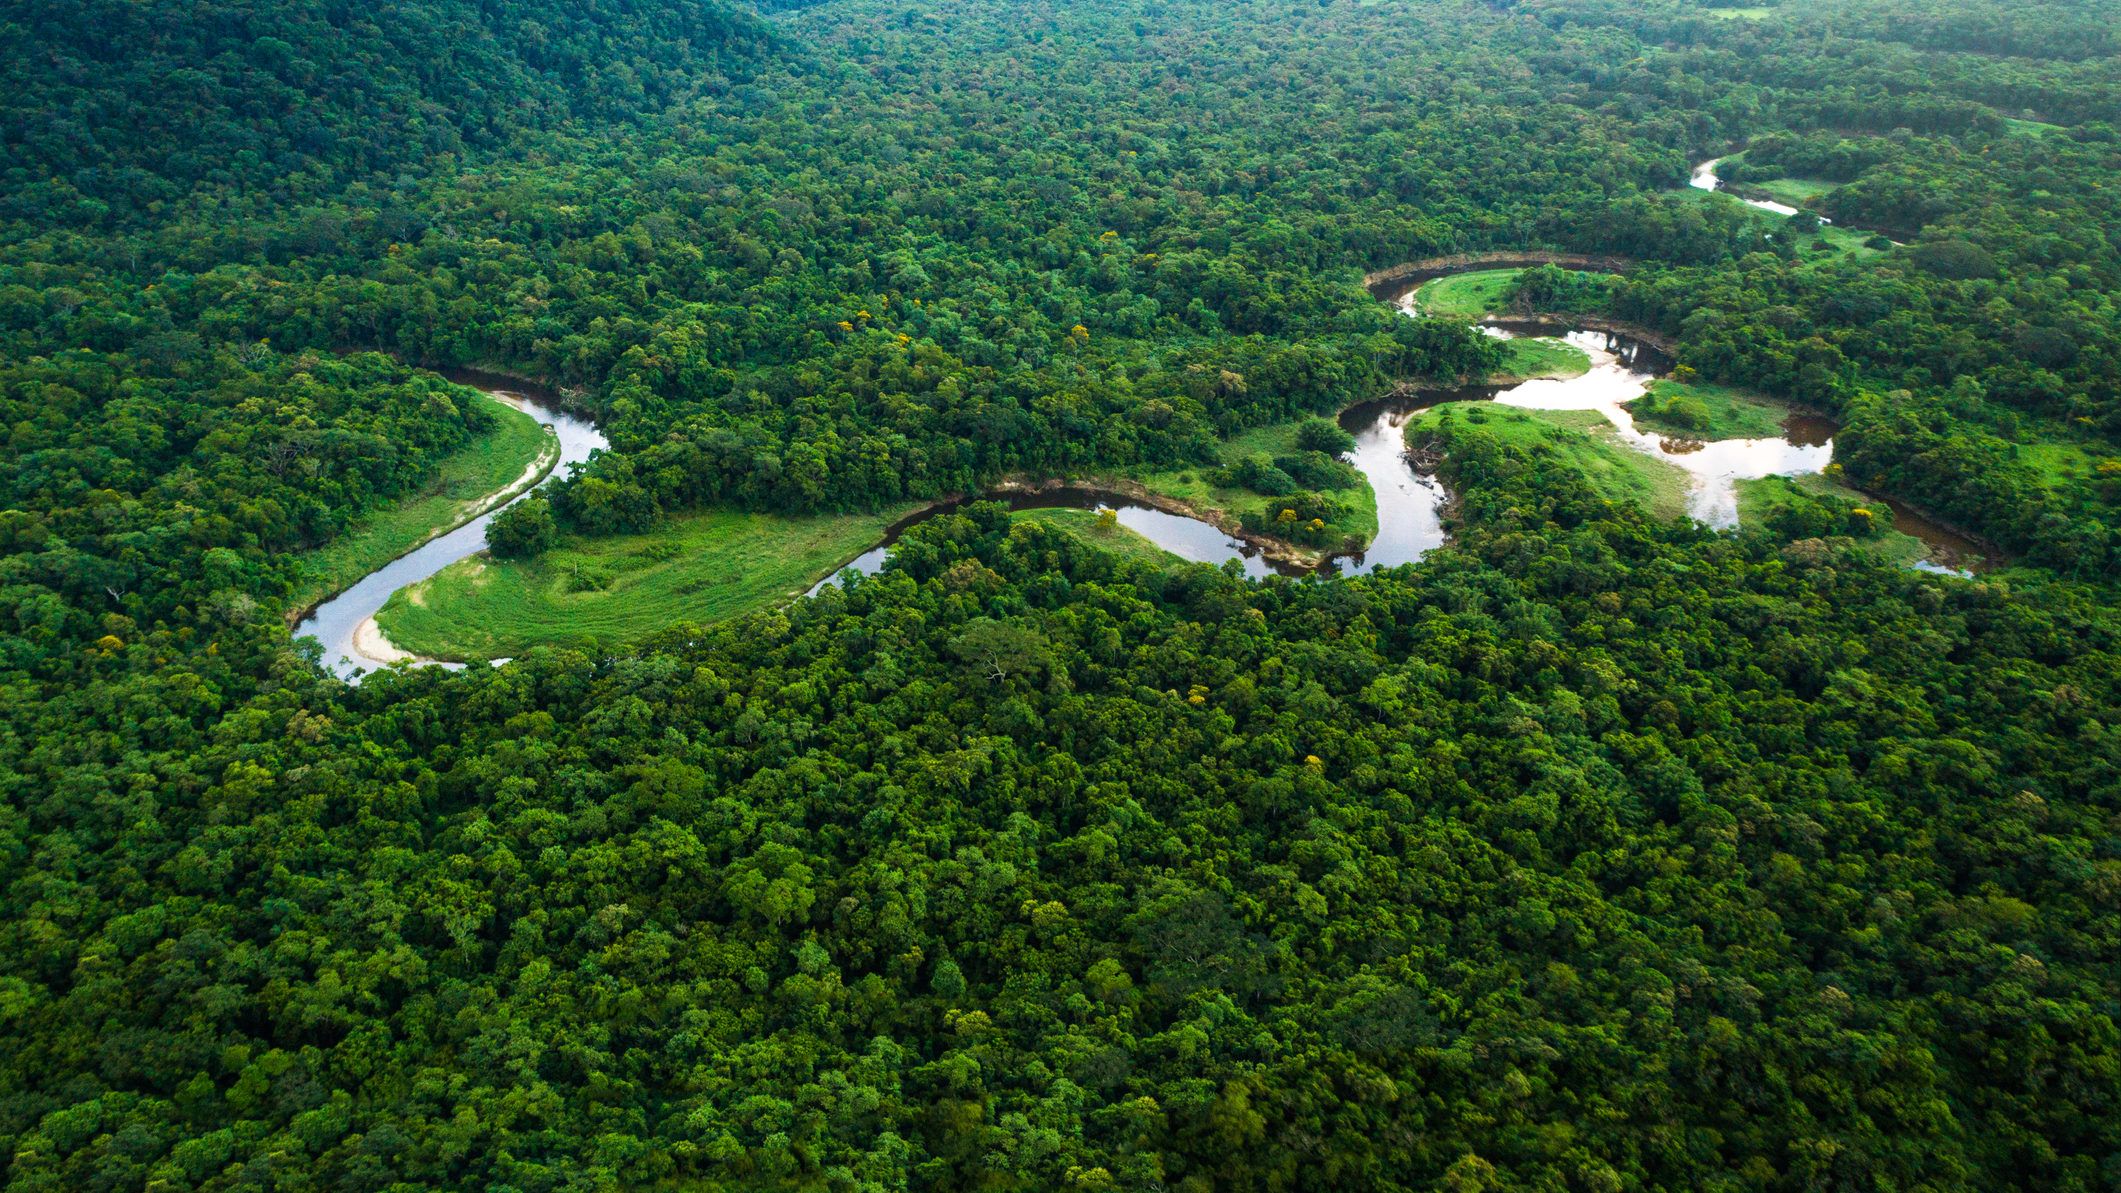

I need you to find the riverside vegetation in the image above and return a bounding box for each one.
[3,0,2121,1188]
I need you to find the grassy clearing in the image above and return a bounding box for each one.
[1491,337,1592,383]
[290,393,556,613]
[1675,184,1887,264]
[1792,222,1889,265]
[1412,268,1523,318]
[1412,403,1693,520]
[1737,475,1934,565]
[1754,177,1836,206]
[1628,378,1796,439]
[2004,117,2067,138]
[1014,508,1188,569]
[1706,5,1779,18]
[1126,419,1379,547]
[376,505,916,659]
[2013,439,2108,492]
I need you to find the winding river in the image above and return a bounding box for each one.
[806,489,1295,598]
[816,276,1977,583]
[811,316,1849,587]
[295,371,606,680]
[307,264,1977,677]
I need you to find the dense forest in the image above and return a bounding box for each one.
[2,0,2119,1187]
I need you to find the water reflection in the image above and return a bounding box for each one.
[1331,323,1832,565]
[1331,397,1452,571]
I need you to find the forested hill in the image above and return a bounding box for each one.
[2,0,773,228]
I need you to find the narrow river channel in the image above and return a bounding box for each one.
[295,371,606,680]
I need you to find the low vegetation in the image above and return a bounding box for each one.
[1124,418,1379,553]
[1736,473,1934,564]
[1490,336,1593,383]
[1410,268,1524,317]
[1010,507,1190,569]
[375,505,915,659]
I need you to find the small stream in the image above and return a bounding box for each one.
[294,371,606,680]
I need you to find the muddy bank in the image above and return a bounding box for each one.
[1861,491,2000,570]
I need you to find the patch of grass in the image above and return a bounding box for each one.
[1787,222,1889,266]
[1411,268,1523,318]
[2014,439,2111,493]
[290,393,557,612]
[1706,5,1778,18]
[1490,337,1592,383]
[1412,402,1693,520]
[1126,419,1379,548]
[1736,475,1932,565]
[376,505,918,660]
[1753,177,1836,206]
[2003,117,2066,138]
[1628,378,1795,439]
[1013,508,1187,569]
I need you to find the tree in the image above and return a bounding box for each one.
[1294,418,1356,457]
[487,496,559,559]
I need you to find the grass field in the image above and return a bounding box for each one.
[1707,5,1779,18]
[1492,337,1592,383]
[1127,419,1380,547]
[2004,117,2067,138]
[376,505,917,659]
[1412,269,1522,318]
[2014,439,2110,493]
[1753,177,1836,206]
[1788,222,1889,266]
[289,393,557,613]
[1014,508,1190,569]
[1736,475,1934,565]
[1412,403,1693,520]
[1628,378,1797,439]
